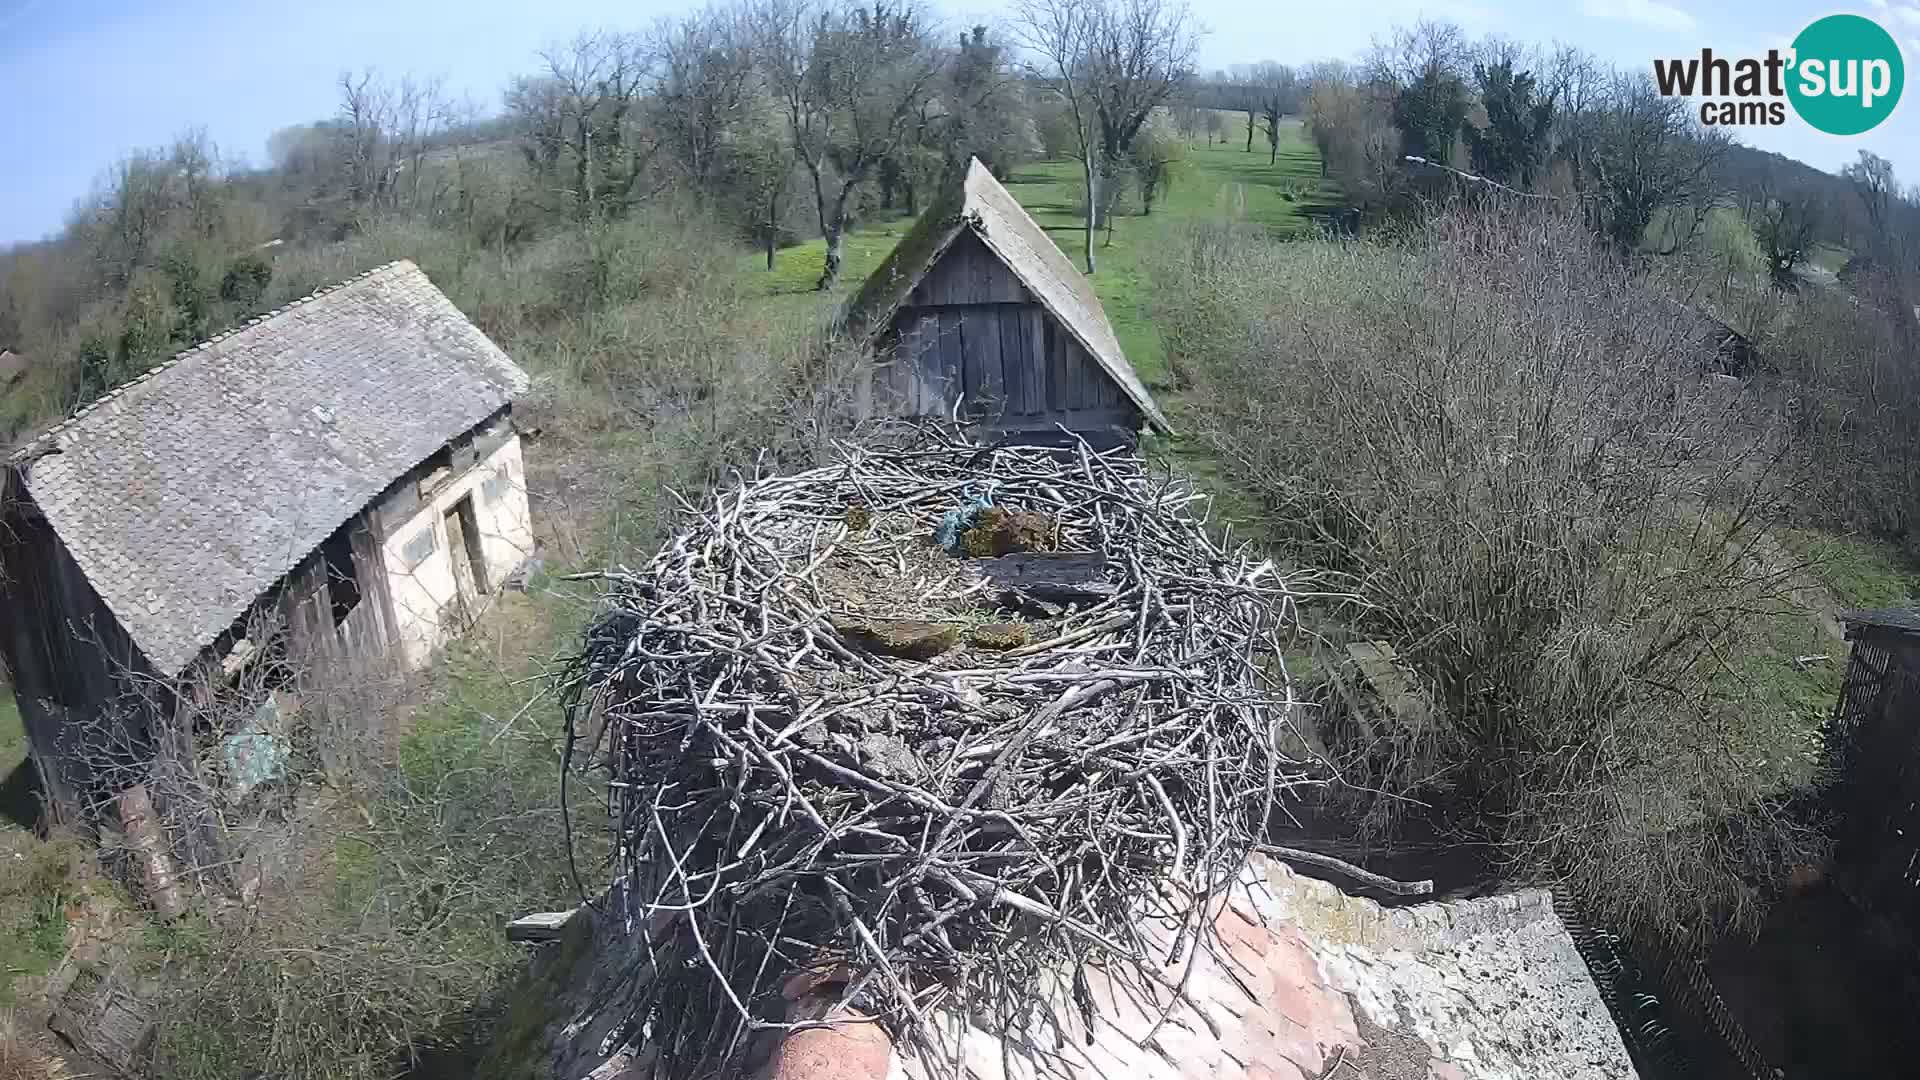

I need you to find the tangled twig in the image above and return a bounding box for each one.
[559,425,1337,1076]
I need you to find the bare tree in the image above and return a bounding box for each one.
[1586,73,1729,253]
[1229,63,1257,153]
[337,71,452,217]
[1249,61,1297,166]
[81,131,227,292]
[1366,18,1470,86]
[1015,0,1103,272]
[759,0,942,291]
[1171,101,1202,141]
[653,7,760,197]
[506,32,663,223]
[1754,190,1821,288]
[1844,149,1896,237]
[1541,45,1607,191]
[1305,65,1406,214]
[1015,0,1201,274]
[730,102,799,271]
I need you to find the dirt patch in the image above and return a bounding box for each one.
[1344,1001,1452,1080]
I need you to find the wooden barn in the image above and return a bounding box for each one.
[0,260,534,820]
[843,157,1170,443]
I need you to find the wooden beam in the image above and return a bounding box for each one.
[507,909,578,943]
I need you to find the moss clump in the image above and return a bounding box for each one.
[958,507,1057,558]
[959,518,999,558]
[966,622,1032,650]
[833,619,960,660]
[843,503,872,534]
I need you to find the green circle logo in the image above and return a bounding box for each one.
[1787,14,1903,135]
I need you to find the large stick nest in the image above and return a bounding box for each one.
[561,426,1330,1076]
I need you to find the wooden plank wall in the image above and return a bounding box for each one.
[1829,633,1920,931]
[276,511,396,673]
[876,232,1139,435]
[0,472,161,819]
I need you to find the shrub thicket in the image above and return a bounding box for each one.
[1760,275,1920,547]
[143,629,596,1080]
[1155,207,1830,941]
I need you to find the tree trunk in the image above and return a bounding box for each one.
[1246,111,1255,152]
[1082,158,1097,275]
[806,158,832,239]
[819,226,845,291]
[765,197,777,271]
[817,186,853,291]
[1271,140,1278,166]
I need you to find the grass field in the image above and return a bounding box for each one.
[1,694,22,795]
[739,118,1336,386]
[1781,528,1920,610]
[0,691,66,1009]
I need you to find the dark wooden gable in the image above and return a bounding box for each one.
[870,231,1136,434]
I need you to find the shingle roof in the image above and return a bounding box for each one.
[1843,607,1920,637]
[843,158,1170,433]
[539,855,1636,1080]
[12,260,528,676]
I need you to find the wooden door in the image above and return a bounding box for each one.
[442,496,488,626]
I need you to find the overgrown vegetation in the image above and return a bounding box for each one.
[2,137,863,1080]
[5,0,1920,1070]
[1155,207,1833,942]
[146,618,598,1080]
[127,201,872,1076]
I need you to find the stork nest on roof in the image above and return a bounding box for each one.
[559,424,1335,1077]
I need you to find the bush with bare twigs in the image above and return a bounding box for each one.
[1757,275,1920,547]
[125,623,604,1080]
[1153,206,1831,943]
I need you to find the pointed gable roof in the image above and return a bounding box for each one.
[844,158,1170,433]
[11,260,529,676]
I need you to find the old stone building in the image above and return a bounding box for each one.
[0,259,533,819]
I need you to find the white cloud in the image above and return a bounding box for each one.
[1889,4,1920,29]
[1866,0,1891,9]
[1579,0,1699,34]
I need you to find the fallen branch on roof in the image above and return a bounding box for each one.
[557,423,1343,1076]
[1257,844,1434,898]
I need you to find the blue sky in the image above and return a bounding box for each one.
[0,0,1915,244]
